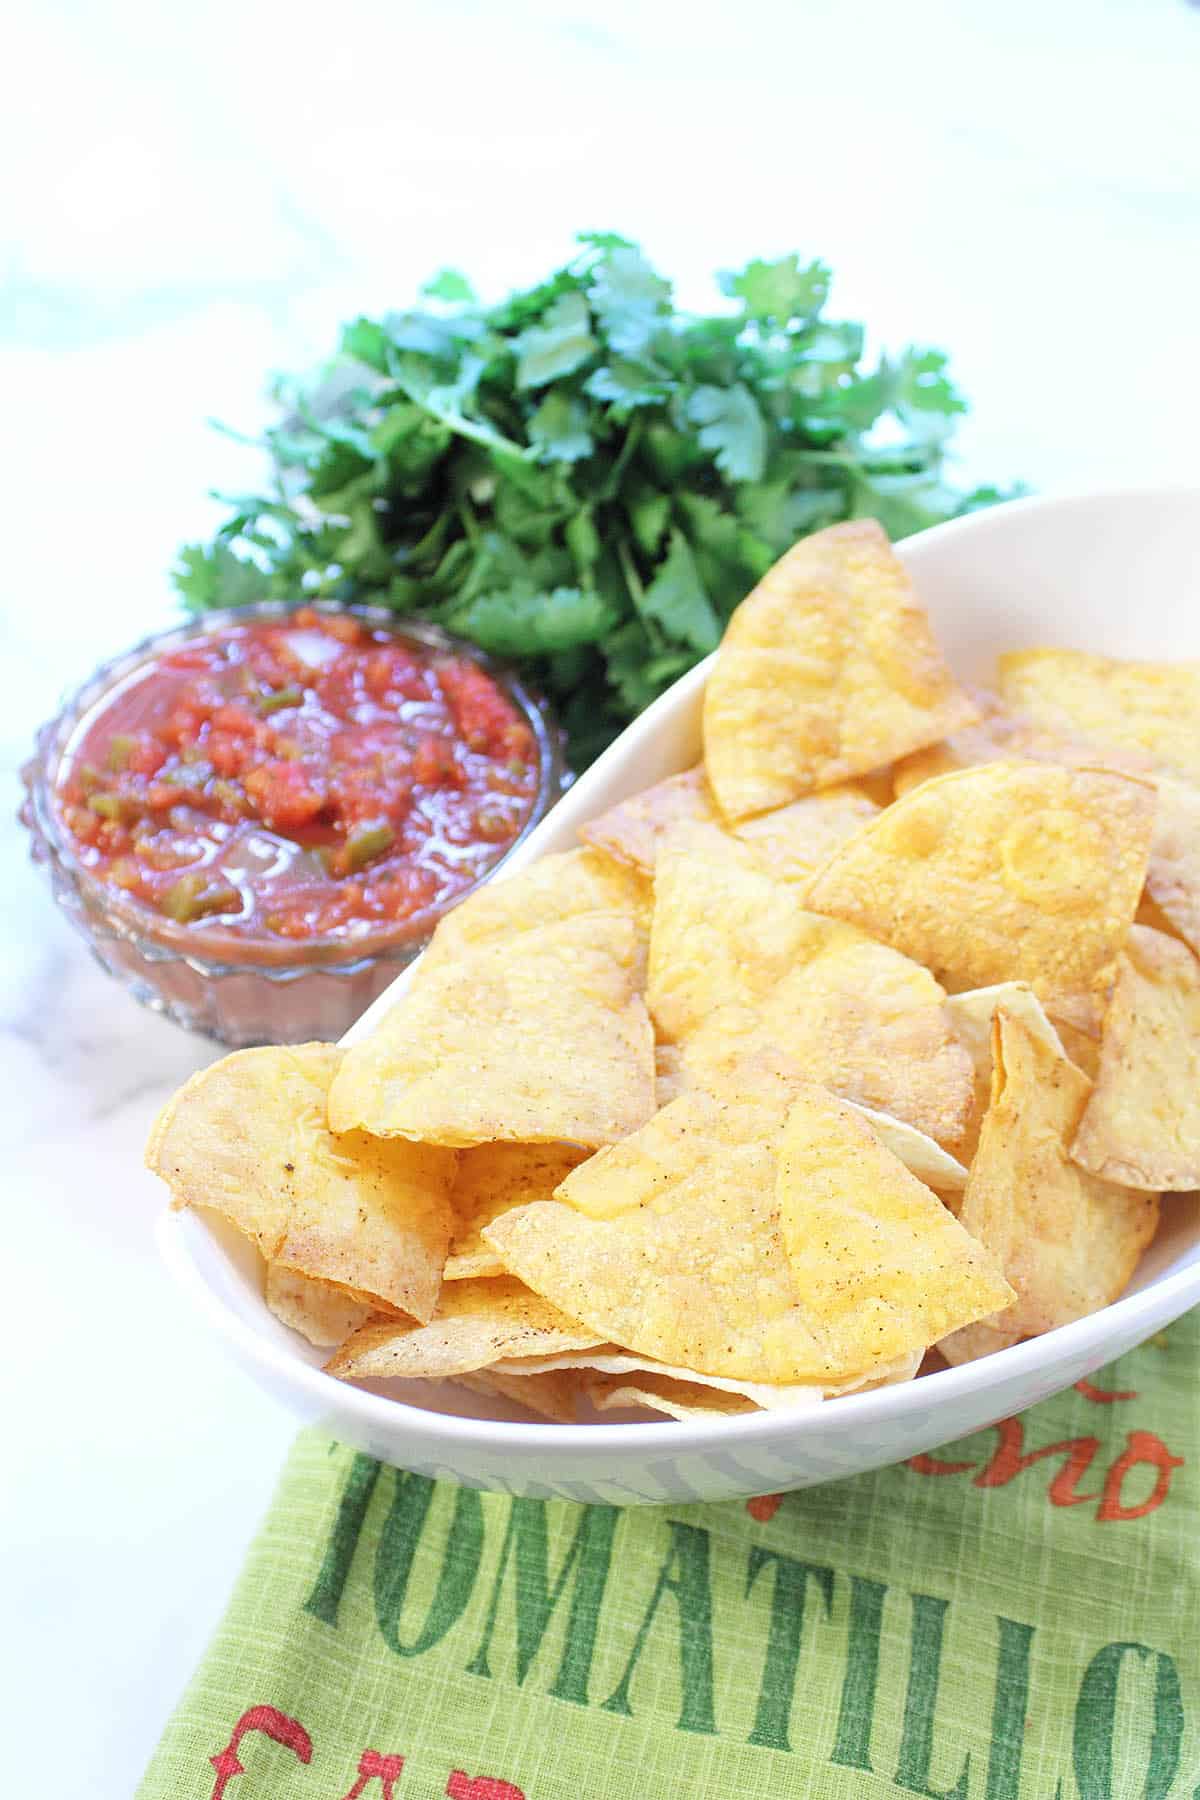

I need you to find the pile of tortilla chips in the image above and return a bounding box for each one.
[148,517,1188,1425]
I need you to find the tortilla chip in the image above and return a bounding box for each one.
[581,768,717,873]
[945,983,1069,1162]
[998,649,1200,786]
[1051,1018,1101,1081]
[455,1368,581,1423]
[1071,926,1200,1190]
[890,687,1150,797]
[264,1265,374,1347]
[654,1041,687,1109]
[588,1374,758,1419]
[853,766,899,808]
[702,519,977,820]
[327,1275,602,1379]
[444,1142,591,1281]
[1043,986,1109,1041]
[484,1083,1010,1384]
[893,698,1200,970]
[806,761,1156,998]
[328,913,656,1148]
[493,1348,825,1410]
[892,696,1200,976]
[583,766,879,889]
[420,847,650,975]
[497,1346,917,1408]
[842,1101,968,1192]
[734,786,881,883]
[1143,776,1200,956]
[146,1043,456,1322]
[775,1087,1013,1365]
[648,847,972,1143]
[939,1011,1158,1365]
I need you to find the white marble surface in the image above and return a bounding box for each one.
[3,1,1199,1791]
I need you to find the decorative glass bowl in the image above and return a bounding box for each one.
[21,604,567,1046]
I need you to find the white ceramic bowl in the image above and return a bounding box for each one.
[159,486,1200,1504]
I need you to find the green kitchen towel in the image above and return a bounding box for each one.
[140,1313,1199,1800]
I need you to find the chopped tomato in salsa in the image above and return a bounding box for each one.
[56,609,540,940]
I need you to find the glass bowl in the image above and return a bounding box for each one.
[20,603,568,1046]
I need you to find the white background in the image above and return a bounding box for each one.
[3,1,1198,1791]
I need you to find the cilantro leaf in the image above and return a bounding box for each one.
[722,255,830,325]
[179,236,1009,769]
[734,479,845,548]
[340,317,393,373]
[172,542,272,612]
[687,384,768,483]
[638,530,721,653]
[421,268,477,304]
[887,348,967,443]
[575,230,638,255]
[587,247,672,357]
[527,392,594,463]
[448,584,617,656]
[626,488,671,557]
[515,293,598,390]
[583,359,666,412]
[565,508,600,573]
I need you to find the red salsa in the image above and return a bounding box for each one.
[55,609,541,942]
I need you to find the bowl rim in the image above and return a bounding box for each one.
[159,483,1200,1449]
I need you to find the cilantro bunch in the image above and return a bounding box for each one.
[175,233,1009,765]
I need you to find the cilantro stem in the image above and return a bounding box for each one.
[457,495,481,544]
[616,537,645,607]
[599,420,644,501]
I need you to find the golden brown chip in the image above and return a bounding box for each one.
[146,1043,456,1322]
[891,686,1152,798]
[588,1373,758,1419]
[998,649,1200,786]
[500,1347,922,1404]
[893,692,1200,974]
[854,766,900,808]
[1051,1018,1101,1081]
[842,1101,968,1192]
[444,1142,591,1281]
[328,913,656,1148]
[492,1348,828,1410]
[945,983,1069,1162]
[582,765,879,889]
[893,695,1200,971]
[326,1275,602,1379]
[654,1041,688,1109]
[776,1087,1013,1365]
[734,786,881,884]
[702,519,977,820]
[939,1012,1159,1365]
[1043,986,1109,1041]
[419,847,650,975]
[484,1083,1010,1384]
[1072,926,1200,1190]
[655,804,882,895]
[648,847,972,1143]
[264,1265,374,1347]
[580,768,717,873]
[455,1368,581,1423]
[1143,776,1200,956]
[806,761,1156,999]
[824,1352,923,1396]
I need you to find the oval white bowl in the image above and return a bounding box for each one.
[159,485,1200,1504]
